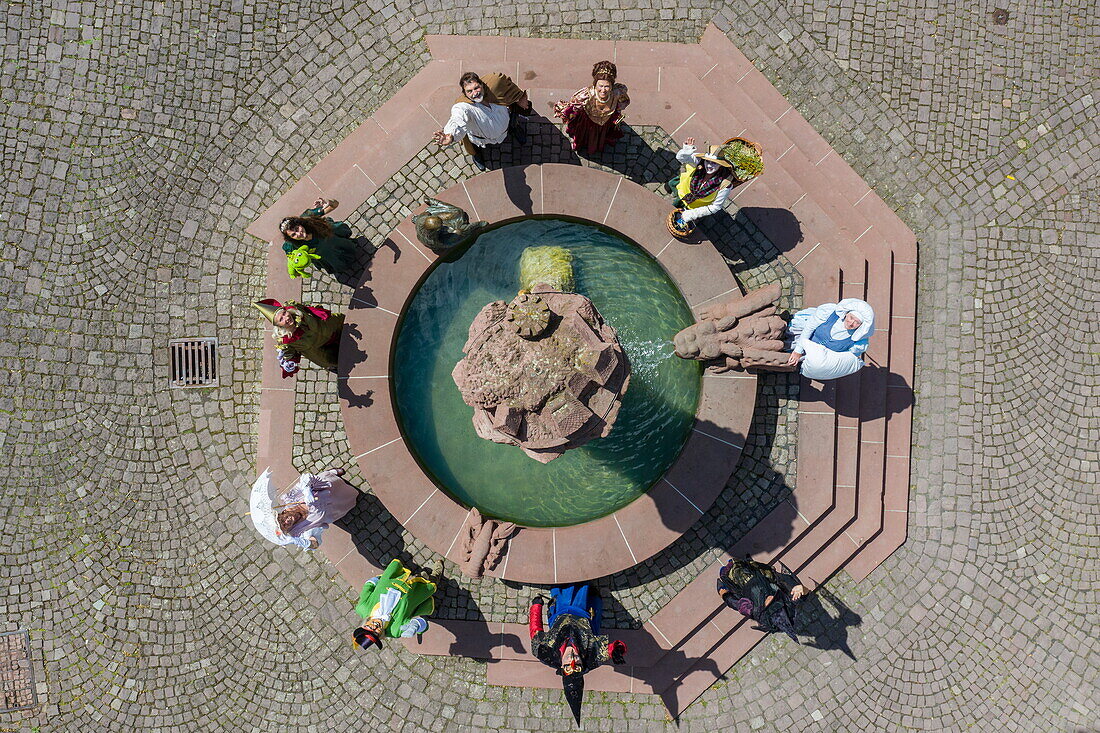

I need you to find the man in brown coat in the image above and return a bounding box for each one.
[432,71,533,170]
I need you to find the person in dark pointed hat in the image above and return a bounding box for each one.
[253,298,345,378]
[716,556,808,641]
[528,585,627,723]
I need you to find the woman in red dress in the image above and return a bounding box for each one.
[553,61,630,155]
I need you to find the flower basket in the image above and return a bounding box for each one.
[667,209,695,240]
[717,137,764,183]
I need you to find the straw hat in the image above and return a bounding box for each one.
[695,145,733,169]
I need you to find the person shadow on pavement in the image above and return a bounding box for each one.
[793,583,862,660]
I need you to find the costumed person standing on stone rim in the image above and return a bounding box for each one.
[352,558,443,650]
[528,584,627,724]
[253,298,345,378]
[716,556,808,641]
[666,136,737,232]
[278,197,362,279]
[432,71,534,171]
[783,298,875,381]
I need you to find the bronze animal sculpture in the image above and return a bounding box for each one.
[412,197,488,252]
[673,283,796,373]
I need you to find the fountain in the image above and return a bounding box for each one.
[392,217,701,527]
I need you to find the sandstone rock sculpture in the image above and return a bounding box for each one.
[457,508,517,578]
[673,283,796,373]
[452,261,631,463]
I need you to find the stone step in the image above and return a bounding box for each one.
[698,25,914,264]
[484,657,642,694]
[843,259,916,580]
[654,65,874,284]
[691,30,910,379]
[656,621,766,717]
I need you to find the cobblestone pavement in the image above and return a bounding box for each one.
[1,1,1096,731]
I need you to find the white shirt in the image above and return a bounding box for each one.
[791,304,869,356]
[443,100,510,146]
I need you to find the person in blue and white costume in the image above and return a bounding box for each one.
[785,299,875,381]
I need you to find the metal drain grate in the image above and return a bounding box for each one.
[0,630,37,712]
[168,337,219,388]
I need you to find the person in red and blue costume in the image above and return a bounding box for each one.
[528,584,626,723]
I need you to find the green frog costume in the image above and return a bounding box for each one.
[353,559,438,646]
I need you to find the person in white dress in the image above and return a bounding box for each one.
[275,468,359,551]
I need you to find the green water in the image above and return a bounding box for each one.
[392,217,701,527]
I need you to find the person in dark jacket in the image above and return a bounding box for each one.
[528,584,626,723]
[717,556,808,641]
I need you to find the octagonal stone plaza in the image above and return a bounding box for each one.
[5,3,1097,732]
[247,28,920,713]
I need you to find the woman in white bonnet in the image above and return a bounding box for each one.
[785,299,875,381]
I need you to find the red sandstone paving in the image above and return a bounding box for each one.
[485,658,637,693]
[789,414,838,520]
[401,490,470,559]
[892,263,919,317]
[318,524,358,568]
[373,60,462,132]
[340,305,395,379]
[849,442,888,543]
[504,36,617,69]
[657,239,740,306]
[339,381,400,453]
[613,39,711,70]
[325,166,379,214]
[601,176,677,258]
[799,260,843,302]
[887,330,916,389]
[884,455,913,512]
[697,372,756,434]
[661,431,741,511]
[729,501,809,562]
[355,439,434,515]
[425,34,508,64]
[248,26,919,712]
[462,165,543,220]
[493,528,557,584]
[613,480,702,561]
[553,514,638,579]
[540,163,619,222]
[302,120,387,194]
[795,533,863,591]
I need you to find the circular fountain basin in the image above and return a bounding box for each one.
[393,217,701,527]
[340,164,757,582]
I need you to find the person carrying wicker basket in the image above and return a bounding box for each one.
[665,136,763,237]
